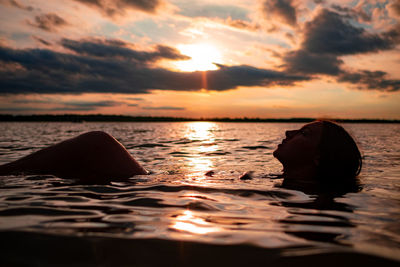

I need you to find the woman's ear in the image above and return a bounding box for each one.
[313,155,320,167]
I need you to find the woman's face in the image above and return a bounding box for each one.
[273,122,324,169]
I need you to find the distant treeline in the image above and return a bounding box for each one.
[0,114,398,123]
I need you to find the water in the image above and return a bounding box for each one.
[0,122,399,266]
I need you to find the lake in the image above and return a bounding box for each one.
[0,122,399,266]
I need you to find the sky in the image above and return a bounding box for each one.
[0,0,399,119]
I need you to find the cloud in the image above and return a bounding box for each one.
[32,36,51,46]
[331,3,372,23]
[12,99,52,104]
[0,107,50,112]
[62,100,122,107]
[280,8,400,91]
[283,50,343,75]
[388,0,400,19]
[12,98,123,107]
[338,70,400,92]
[224,17,260,31]
[178,3,249,21]
[73,0,162,18]
[118,0,161,12]
[142,106,185,110]
[301,9,398,55]
[27,13,68,32]
[0,0,34,11]
[126,97,144,101]
[0,42,308,94]
[60,38,190,62]
[7,99,123,111]
[282,8,400,73]
[262,0,297,26]
[175,2,259,32]
[0,106,105,111]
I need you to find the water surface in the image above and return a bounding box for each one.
[0,122,399,265]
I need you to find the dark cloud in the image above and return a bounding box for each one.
[27,13,68,32]
[142,106,185,110]
[50,106,102,111]
[302,9,397,55]
[0,107,49,112]
[0,0,34,11]
[73,0,162,17]
[338,70,400,92]
[12,98,122,107]
[0,43,308,95]
[126,97,144,101]
[60,38,190,62]
[283,50,343,75]
[7,99,123,111]
[0,106,104,112]
[119,0,160,12]
[32,36,51,46]
[280,8,400,91]
[282,9,399,72]
[12,99,52,104]
[73,0,115,17]
[262,0,297,26]
[62,100,122,107]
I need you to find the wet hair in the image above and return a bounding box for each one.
[316,120,362,183]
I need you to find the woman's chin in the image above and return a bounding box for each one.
[272,147,281,159]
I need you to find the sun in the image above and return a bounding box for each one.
[175,43,222,72]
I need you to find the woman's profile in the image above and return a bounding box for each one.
[273,120,362,192]
[0,120,362,191]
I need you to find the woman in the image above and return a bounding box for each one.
[273,120,362,192]
[0,120,362,189]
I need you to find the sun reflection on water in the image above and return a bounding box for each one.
[183,122,219,182]
[170,210,222,235]
[184,122,216,141]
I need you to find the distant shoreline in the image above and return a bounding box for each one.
[0,114,399,123]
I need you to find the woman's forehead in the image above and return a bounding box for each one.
[301,121,324,132]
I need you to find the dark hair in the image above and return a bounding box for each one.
[317,120,362,183]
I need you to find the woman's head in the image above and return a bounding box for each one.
[273,120,362,184]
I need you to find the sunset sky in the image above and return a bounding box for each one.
[0,0,399,118]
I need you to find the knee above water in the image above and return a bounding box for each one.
[79,131,117,145]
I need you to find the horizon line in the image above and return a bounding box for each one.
[0,114,399,123]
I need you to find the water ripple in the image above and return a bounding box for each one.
[0,122,399,264]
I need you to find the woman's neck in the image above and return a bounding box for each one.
[282,164,318,182]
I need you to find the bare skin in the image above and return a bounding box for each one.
[0,131,147,183]
[273,121,323,182]
[0,121,349,188]
[0,124,324,183]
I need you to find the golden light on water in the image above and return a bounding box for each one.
[183,122,219,182]
[184,121,217,142]
[175,43,222,72]
[185,157,214,182]
[170,210,221,235]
